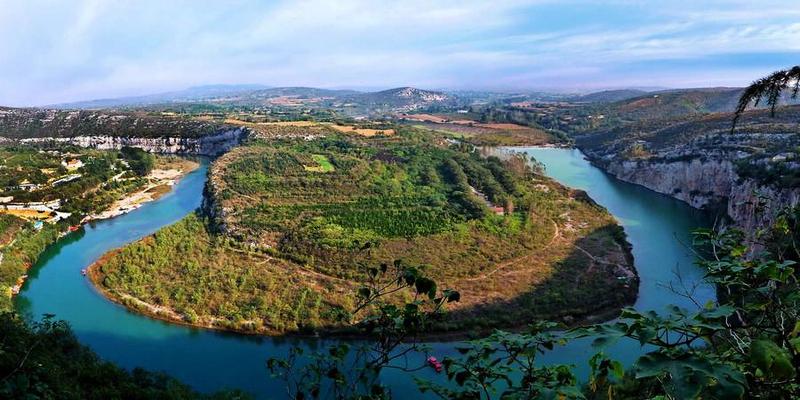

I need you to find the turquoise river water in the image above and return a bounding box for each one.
[14,147,717,397]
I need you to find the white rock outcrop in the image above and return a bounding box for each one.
[14,127,247,156]
[595,156,800,234]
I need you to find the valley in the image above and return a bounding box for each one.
[13,142,713,398]
[5,83,797,331]
[2,81,797,399]
[6,2,800,397]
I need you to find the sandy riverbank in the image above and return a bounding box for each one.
[86,158,200,222]
[6,158,200,301]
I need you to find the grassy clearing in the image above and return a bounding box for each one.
[325,123,395,137]
[303,154,335,173]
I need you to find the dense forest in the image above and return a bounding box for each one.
[0,312,249,399]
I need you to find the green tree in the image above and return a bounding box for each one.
[733,65,800,130]
[267,261,460,399]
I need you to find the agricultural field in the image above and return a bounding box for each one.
[91,127,636,334]
[216,118,396,139]
[399,113,557,146]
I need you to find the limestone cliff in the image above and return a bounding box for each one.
[586,152,800,234]
[574,105,800,235]
[14,127,247,156]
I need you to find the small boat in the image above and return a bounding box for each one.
[427,356,443,373]
[81,269,87,276]
[69,225,81,232]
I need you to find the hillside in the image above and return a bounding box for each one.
[572,87,800,129]
[574,104,800,236]
[569,89,649,103]
[89,125,636,334]
[345,87,454,111]
[604,88,743,120]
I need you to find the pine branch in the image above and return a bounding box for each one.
[732,65,800,132]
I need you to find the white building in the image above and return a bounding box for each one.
[61,159,84,171]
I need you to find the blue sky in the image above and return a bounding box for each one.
[1,0,799,106]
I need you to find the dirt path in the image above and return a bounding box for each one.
[222,243,354,286]
[462,219,561,282]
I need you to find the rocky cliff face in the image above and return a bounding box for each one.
[727,177,800,235]
[16,127,247,156]
[588,153,800,234]
[600,158,736,209]
[575,106,800,236]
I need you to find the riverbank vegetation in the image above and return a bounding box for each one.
[0,312,250,399]
[90,126,636,334]
[0,223,60,309]
[91,213,355,333]
[0,144,197,311]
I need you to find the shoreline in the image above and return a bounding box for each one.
[82,158,201,223]
[8,158,200,299]
[85,220,638,342]
[87,251,636,341]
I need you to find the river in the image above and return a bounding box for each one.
[14,148,716,398]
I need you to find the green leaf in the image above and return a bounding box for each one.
[750,339,796,380]
[414,277,437,299]
[638,326,657,346]
[454,370,470,386]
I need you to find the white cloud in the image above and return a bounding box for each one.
[0,0,799,105]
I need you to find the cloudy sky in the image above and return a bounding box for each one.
[1,0,799,106]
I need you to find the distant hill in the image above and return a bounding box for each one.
[591,86,798,123]
[52,85,457,113]
[570,89,649,103]
[592,87,746,123]
[345,87,455,111]
[54,84,272,109]
[245,87,359,99]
